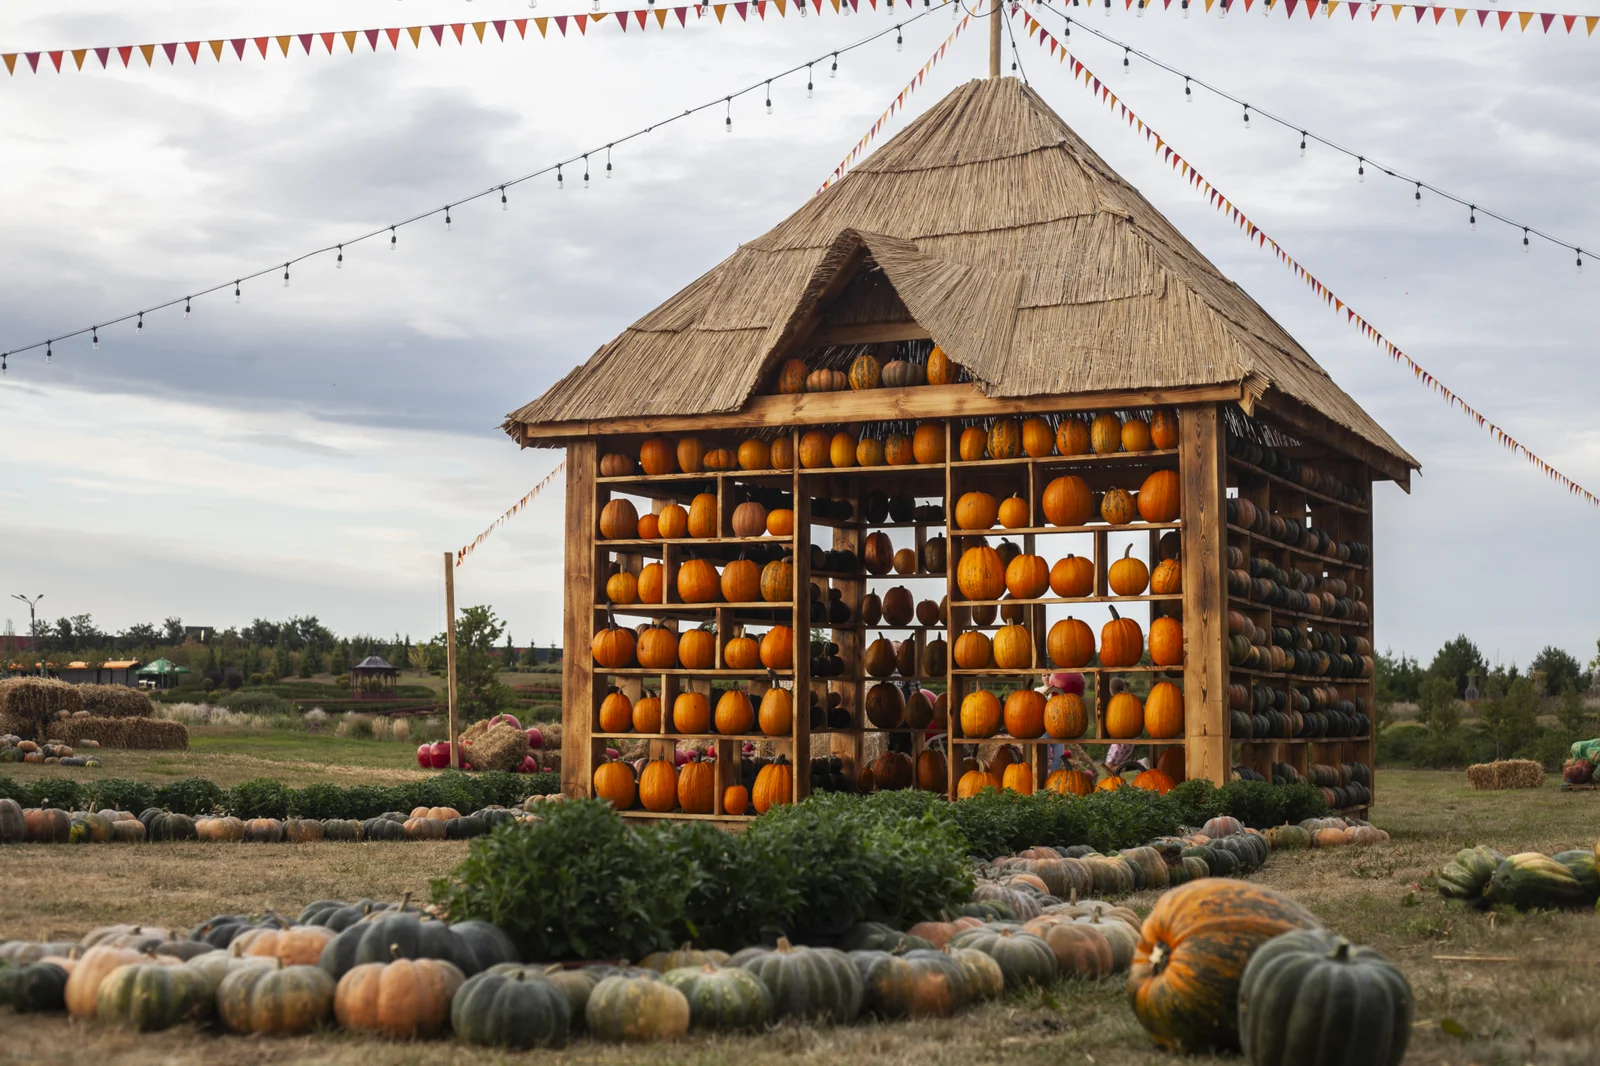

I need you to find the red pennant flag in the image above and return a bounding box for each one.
[430,24,446,43]
[1285,0,1298,14]
[554,15,568,34]
[1497,10,1511,27]
[253,37,269,57]
[1431,6,1445,21]
[1350,1,1361,15]
[384,28,400,48]
[48,50,63,71]
[1562,12,1575,30]
[575,13,588,32]
[1476,8,1489,23]
[514,18,528,35]
[492,20,507,38]
[1412,5,1424,20]
[636,10,648,27]
[25,52,39,72]
[117,45,134,65]
[319,32,335,52]
[449,24,465,43]
[1540,11,1554,29]
[675,7,689,25]
[186,40,202,62]
[227,39,244,59]
[617,13,628,30]
[737,2,749,17]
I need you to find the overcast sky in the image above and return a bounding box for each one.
[1,0,1595,666]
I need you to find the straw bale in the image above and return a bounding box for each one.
[76,684,153,719]
[46,717,129,747]
[460,719,491,745]
[504,77,1415,476]
[120,718,190,750]
[471,723,530,773]
[0,677,83,739]
[1465,759,1544,790]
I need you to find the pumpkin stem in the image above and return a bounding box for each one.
[774,937,794,953]
[390,943,403,960]
[1331,939,1351,962]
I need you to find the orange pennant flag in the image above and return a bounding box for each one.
[535,17,548,35]
[139,43,156,65]
[209,40,224,60]
[277,35,293,56]
[71,48,87,69]
[473,22,487,41]
[1390,4,1403,17]
[1518,10,1533,28]
[775,0,787,14]
[719,3,731,18]
[343,30,359,52]
[656,8,670,25]
[1453,7,1466,22]
[2,54,14,75]
[408,26,423,46]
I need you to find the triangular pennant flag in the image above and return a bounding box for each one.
[1454,8,1466,23]
[1,54,14,75]
[450,24,466,43]
[49,50,64,71]
[96,46,111,66]
[1476,8,1489,24]
[276,36,292,57]
[73,47,88,68]
[118,44,134,65]
[1562,13,1575,30]
[737,1,749,17]
[758,0,768,18]
[776,0,787,13]
[1432,6,1445,21]
[675,7,689,25]
[342,30,358,51]
[183,41,199,62]
[514,18,528,35]
[1389,4,1402,17]
[430,24,446,43]
[361,28,377,50]
[253,37,270,58]
[1587,15,1598,33]
[535,17,549,35]
[636,10,648,27]
[1497,10,1512,27]
[298,33,314,53]
[472,22,486,41]
[1412,6,1424,20]
[616,11,627,29]
[575,13,588,32]
[140,44,157,65]
[554,15,568,34]
[655,8,669,25]
[1540,11,1554,30]
[408,27,422,46]
[716,3,730,19]
[385,28,400,48]
[321,32,336,52]
[1517,10,1533,29]
[1285,0,1298,14]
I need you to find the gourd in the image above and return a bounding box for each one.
[686,494,717,538]
[230,923,337,967]
[637,562,665,604]
[798,430,832,468]
[720,558,762,604]
[957,769,1001,798]
[1149,616,1183,666]
[657,504,689,538]
[1108,545,1150,595]
[95,960,217,1030]
[1056,418,1091,455]
[678,626,717,670]
[915,748,947,791]
[631,693,663,733]
[723,786,750,816]
[1106,692,1144,739]
[639,758,679,813]
[1121,417,1153,453]
[1002,762,1035,795]
[731,500,767,536]
[946,927,1057,989]
[958,426,988,461]
[605,571,638,605]
[1023,921,1114,980]
[953,631,992,669]
[866,683,906,729]
[1149,407,1179,449]
[770,436,794,469]
[883,433,915,466]
[956,546,1005,601]
[736,938,862,1023]
[776,358,808,394]
[912,422,946,463]
[590,614,636,669]
[1090,412,1122,454]
[959,690,1002,738]
[451,968,572,1048]
[1041,475,1092,526]
[759,625,794,670]
[737,438,772,471]
[863,531,895,575]
[758,684,793,737]
[1021,416,1055,457]
[1101,488,1136,525]
[848,352,882,390]
[926,345,953,385]
[760,557,793,603]
[672,692,710,734]
[1049,554,1095,597]
[855,437,885,467]
[987,419,1022,460]
[829,431,858,468]
[1151,557,1182,595]
[1132,769,1176,795]
[851,950,965,1019]
[599,452,635,477]
[318,911,516,981]
[997,494,1030,529]
[635,621,679,670]
[1100,608,1144,667]
[676,438,705,473]
[638,438,675,476]
[1046,767,1095,796]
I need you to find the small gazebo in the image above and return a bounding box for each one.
[351,656,399,700]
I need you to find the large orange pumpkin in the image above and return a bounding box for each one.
[958,426,988,461]
[829,431,858,468]
[1089,412,1122,455]
[1101,489,1136,525]
[1138,470,1182,522]
[1132,768,1175,795]
[676,438,706,474]
[1121,417,1153,453]
[676,558,720,604]
[912,422,945,464]
[856,437,885,467]
[987,419,1022,460]
[1020,416,1055,457]
[1128,881,1323,1053]
[591,617,636,669]
[1045,767,1095,796]
[798,430,832,469]
[678,627,717,670]
[770,436,794,469]
[334,957,465,1040]
[957,769,1001,799]
[723,635,761,670]
[720,558,762,604]
[636,513,660,540]
[991,623,1034,669]
[1151,558,1182,595]
[639,758,679,812]
[1108,545,1150,596]
[593,756,637,809]
[760,557,793,603]
[598,498,638,540]
[738,438,772,471]
[714,689,755,735]
[598,688,633,733]
[637,562,665,604]
[1149,408,1179,449]
[955,492,999,530]
[635,621,679,669]
[884,433,914,466]
[1043,691,1088,739]
[1002,762,1035,795]
[686,493,717,538]
[1106,692,1144,739]
[1144,681,1184,738]
[1100,609,1144,668]
[678,753,716,813]
[1047,617,1095,668]
[1149,616,1184,667]
[656,504,689,539]
[776,358,808,394]
[672,691,711,734]
[632,693,663,733]
[959,690,1002,738]
[766,508,795,537]
[639,437,675,476]
[952,631,992,669]
[1005,554,1050,600]
[1003,689,1047,738]
[759,625,794,669]
[997,495,1030,530]
[1041,476,1093,527]
[956,546,1005,601]
[1056,418,1091,456]
[752,755,793,813]
[1050,555,1095,598]
[605,570,638,605]
[758,685,792,736]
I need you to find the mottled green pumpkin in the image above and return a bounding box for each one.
[1437,845,1503,905]
[850,950,967,1018]
[1263,825,1310,851]
[143,811,197,842]
[0,961,70,1012]
[1238,929,1413,1066]
[1490,852,1593,910]
[660,964,773,1031]
[585,974,689,1042]
[947,926,1057,989]
[96,962,217,1030]
[946,947,1005,1002]
[216,961,334,1034]
[1180,855,1210,882]
[638,944,730,973]
[318,913,515,980]
[489,963,600,1028]
[185,951,273,986]
[836,922,936,954]
[735,938,862,1023]
[451,969,571,1049]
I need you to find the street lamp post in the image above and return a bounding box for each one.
[10,594,43,675]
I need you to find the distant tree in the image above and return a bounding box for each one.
[1555,684,1593,738]
[1418,675,1460,737]
[121,622,160,649]
[1374,648,1422,730]
[299,648,321,678]
[1479,677,1540,759]
[407,643,429,676]
[202,643,219,675]
[521,643,542,669]
[436,605,514,721]
[328,641,351,677]
[52,617,75,653]
[162,617,185,644]
[1530,646,1584,697]
[503,634,518,672]
[1428,635,1487,699]
[271,640,293,680]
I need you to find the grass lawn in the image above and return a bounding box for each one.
[2,769,1598,1065]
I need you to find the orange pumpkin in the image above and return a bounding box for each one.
[598,498,639,540]
[714,690,755,735]
[705,446,736,471]
[1100,609,1144,668]
[637,562,665,604]
[766,508,795,537]
[1121,418,1153,453]
[687,493,718,538]
[798,430,832,469]
[1003,689,1047,738]
[997,495,1030,530]
[856,437,886,467]
[1089,412,1122,455]
[1050,555,1095,598]
[1047,617,1095,668]
[829,431,858,468]
[1101,489,1135,525]
[1106,691,1144,739]
[672,691,711,734]
[1138,469,1182,522]
[757,685,792,736]
[639,437,675,476]
[760,557,793,603]
[1144,681,1184,738]
[884,433,914,466]
[1041,476,1093,527]
[1056,418,1091,456]
[1108,545,1150,596]
[1128,881,1323,1053]
[723,785,750,816]
[1151,557,1182,595]
[637,513,660,540]
[639,758,679,812]
[992,623,1034,669]
[1096,773,1127,792]
[987,419,1022,460]
[912,422,946,464]
[731,501,767,538]
[956,546,1005,601]
[1044,691,1088,739]
[955,492,999,530]
[926,345,953,385]
[959,690,1003,738]
[1001,762,1035,796]
[632,693,663,733]
[676,437,706,474]
[1046,767,1095,796]
[752,755,793,814]
[957,769,1001,799]
[723,635,762,670]
[678,627,717,670]
[598,688,633,733]
[591,617,636,669]
[676,558,719,603]
[952,631,993,669]
[770,436,795,470]
[1021,416,1055,457]
[1005,554,1050,600]
[1149,616,1184,667]
[958,426,988,461]
[605,570,639,605]
[738,438,772,471]
[656,504,689,539]
[759,625,794,670]
[593,756,637,809]
[635,621,679,669]
[334,957,465,1040]
[776,358,808,395]
[677,753,716,814]
[1149,408,1179,450]
[720,558,762,603]
[914,749,948,793]
[599,452,634,478]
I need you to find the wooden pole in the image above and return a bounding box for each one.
[989,0,1002,78]
[443,551,459,770]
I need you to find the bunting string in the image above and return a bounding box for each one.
[458,461,566,566]
[2,3,952,368]
[819,10,972,191]
[1030,0,1597,35]
[2,0,933,79]
[1041,7,1590,263]
[1017,6,1599,506]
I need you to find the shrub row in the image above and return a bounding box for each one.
[0,770,561,819]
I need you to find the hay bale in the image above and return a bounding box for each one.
[460,719,491,745]
[45,717,130,747]
[1466,759,1544,790]
[471,722,530,772]
[76,685,153,719]
[120,718,189,750]
[0,677,84,739]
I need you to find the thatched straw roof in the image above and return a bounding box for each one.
[507,77,1415,475]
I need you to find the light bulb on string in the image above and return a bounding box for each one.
[445,206,453,231]
[557,165,564,190]
[592,0,600,10]
[584,155,591,185]
[831,52,838,78]
[235,280,242,302]
[1181,0,1189,17]
[766,81,773,114]
[1468,207,1476,232]
[1413,183,1422,209]
[1356,157,1364,183]
[725,98,732,134]
[897,27,903,50]
[1578,250,1585,274]
[606,145,613,179]
[1123,47,1130,72]
[337,243,345,266]
[1523,228,1530,253]
[1104,0,1111,17]
[1219,0,1227,16]
[1242,105,1250,131]
[92,328,99,350]
[283,263,291,287]
[527,0,536,8]
[500,186,508,210]
[1299,132,1306,157]
[1136,0,1144,17]
[137,312,143,332]
[185,297,192,318]
[389,228,397,251]
[1184,77,1191,103]
[807,64,814,98]
[45,341,51,363]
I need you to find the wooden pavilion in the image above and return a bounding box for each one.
[351,655,400,701]
[504,73,1415,822]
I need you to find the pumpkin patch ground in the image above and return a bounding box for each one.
[3,770,1599,1065]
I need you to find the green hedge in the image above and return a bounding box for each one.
[0,771,560,818]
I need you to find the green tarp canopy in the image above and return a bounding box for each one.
[135,658,191,676]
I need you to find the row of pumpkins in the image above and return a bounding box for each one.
[955,542,1180,603]
[600,409,1180,481]
[956,681,1184,742]
[1439,841,1600,911]
[0,736,102,767]
[596,685,798,739]
[1226,498,1371,565]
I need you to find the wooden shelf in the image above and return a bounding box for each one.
[1232,736,1372,745]
[952,735,1188,746]
[594,600,793,613]
[811,518,943,530]
[1226,524,1370,572]
[1229,457,1370,515]
[619,810,755,821]
[1228,666,1372,684]
[1227,598,1370,629]
[593,731,783,741]
[800,462,948,477]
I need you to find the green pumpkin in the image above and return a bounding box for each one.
[145,812,197,842]
[185,952,274,986]
[216,962,334,1034]
[96,962,217,1030]
[947,926,1057,989]
[945,947,1005,1002]
[0,961,70,1012]
[735,938,862,1023]
[318,913,515,980]
[1490,853,1592,910]
[585,974,689,1042]
[1264,825,1310,850]
[850,950,966,1018]
[1180,855,1210,881]
[0,797,26,843]
[660,964,773,1030]
[1437,846,1503,905]
[320,819,362,841]
[360,817,407,841]
[1166,862,1190,886]
[1199,846,1238,877]
[451,969,571,1048]
[1121,847,1170,890]
[1238,929,1413,1066]
[445,814,488,839]
[1552,850,1600,905]
[479,808,519,829]
[1119,855,1148,891]
[835,922,935,954]
[954,901,1012,921]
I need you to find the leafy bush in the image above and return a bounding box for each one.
[88,778,157,814]
[1211,780,1328,828]
[289,782,359,820]
[153,776,223,816]
[225,778,293,819]
[433,799,696,960]
[1167,779,1223,827]
[659,820,800,950]
[218,690,294,716]
[15,776,84,810]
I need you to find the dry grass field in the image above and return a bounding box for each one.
[2,769,1597,1066]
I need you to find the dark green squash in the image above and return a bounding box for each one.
[451,969,571,1048]
[946,926,1057,989]
[0,961,70,1012]
[317,912,515,979]
[735,938,862,1023]
[660,964,774,1030]
[445,814,488,839]
[489,964,602,1028]
[95,961,217,1030]
[143,811,197,841]
[850,949,966,1018]
[1437,845,1504,905]
[187,914,260,949]
[1238,929,1412,1066]
[320,819,362,841]
[1489,853,1592,910]
[835,922,936,954]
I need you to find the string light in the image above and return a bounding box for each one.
[808,63,814,97]
[445,206,453,231]
[500,186,508,210]
[1578,250,1585,274]
[1242,104,1250,130]
[235,280,242,303]
[896,26,903,50]
[1413,183,1422,208]
[1123,46,1130,71]
[1184,76,1191,102]
[1357,157,1365,183]
[1524,228,1531,253]
[605,144,613,179]
[283,263,290,287]
[1181,0,1189,16]
[1468,206,1476,232]
[136,312,143,332]
[556,165,564,190]
[1136,0,1145,16]
[1298,131,1306,157]
[1219,0,1227,17]
[337,243,345,266]
[45,340,52,363]
[1104,0,1112,16]
[725,98,733,133]
[583,155,591,185]
[92,327,98,350]
[184,297,192,318]
[831,52,838,78]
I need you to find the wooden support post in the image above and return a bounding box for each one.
[1180,405,1228,785]
[444,551,459,770]
[562,440,597,798]
[989,0,1002,78]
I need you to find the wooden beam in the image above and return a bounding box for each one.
[811,322,931,347]
[1180,404,1229,787]
[561,440,597,799]
[520,383,1246,442]
[1254,388,1413,489]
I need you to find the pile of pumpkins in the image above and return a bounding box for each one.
[1225,554,1374,634]
[1225,608,1374,682]
[592,615,796,672]
[592,749,792,819]
[1227,681,1371,741]
[952,679,1184,745]
[1439,840,1600,911]
[1226,433,1372,509]
[599,552,795,612]
[0,735,101,767]
[951,473,1180,537]
[0,796,558,846]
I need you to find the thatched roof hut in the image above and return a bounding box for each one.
[506,76,1415,486]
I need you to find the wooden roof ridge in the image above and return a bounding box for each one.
[505,77,1416,477]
